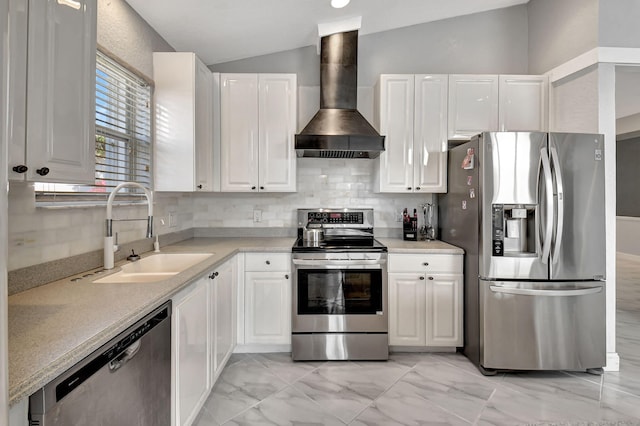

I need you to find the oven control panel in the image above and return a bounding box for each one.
[307,211,363,225]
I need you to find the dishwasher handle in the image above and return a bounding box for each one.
[109,340,142,372]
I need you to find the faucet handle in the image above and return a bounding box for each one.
[127,249,140,262]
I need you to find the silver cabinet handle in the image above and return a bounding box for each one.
[489,285,602,297]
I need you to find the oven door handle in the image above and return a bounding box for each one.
[292,259,386,267]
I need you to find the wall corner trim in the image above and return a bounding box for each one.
[546,47,640,83]
[604,352,620,372]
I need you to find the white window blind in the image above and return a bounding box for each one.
[36,50,152,203]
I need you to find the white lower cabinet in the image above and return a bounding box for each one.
[172,276,211,426]
[173,255,238,426]
[211,256,237,382]
[243,253,291,345]
[388,253,463,348]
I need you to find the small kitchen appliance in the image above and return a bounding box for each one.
[439,132,606,375]
[292,208,388,361]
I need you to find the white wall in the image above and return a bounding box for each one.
[527,0,599,74]
[599,0,640,49]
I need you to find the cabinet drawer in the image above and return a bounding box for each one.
[389,254,462,274]
[245,253,291,271]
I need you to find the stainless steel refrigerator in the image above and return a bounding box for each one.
[439,132,606,375]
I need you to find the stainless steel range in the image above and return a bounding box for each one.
[291,208,388,361]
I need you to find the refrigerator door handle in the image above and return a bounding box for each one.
[549,145,564,265]
[489,285,602,297]
[540,147,554,264]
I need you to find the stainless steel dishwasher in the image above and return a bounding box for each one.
[29,302,172,426]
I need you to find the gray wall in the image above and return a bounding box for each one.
[97,0,174,80]
[617,137,640,217]
[599,0,640,48]
[210,5,529,86]
[527,0,599,74]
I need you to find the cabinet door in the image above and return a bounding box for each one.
[377,75,414,192]
[414,75,448,193]
[7,0,28,181]
[221,73,259,191]
[213,258,236,381]
[154,52,197,191]
[499,75,548,132]
[388,273,426,346]
[258,74,297,192]
[448,75,499,140]
[425,274,463,347]
[245,271,291,344]
[26,0,96,183]
[173,278,210,426]
[194,59,214,191]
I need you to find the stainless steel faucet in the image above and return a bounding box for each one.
[104,182,153,269]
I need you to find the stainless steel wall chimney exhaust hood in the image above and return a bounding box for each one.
[295,30,385,159]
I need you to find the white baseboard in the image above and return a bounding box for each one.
[389,346,457,353]
[233,344,291,353]
[604,352,620,372]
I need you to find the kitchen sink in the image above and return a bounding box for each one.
[93,253,213,283]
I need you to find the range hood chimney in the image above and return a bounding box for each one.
[295,30,385,159]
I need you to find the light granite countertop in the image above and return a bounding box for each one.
[8,236,462,406]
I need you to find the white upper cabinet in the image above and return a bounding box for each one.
[153,52,217,192]
[220,73,297,192]
[448,74,499,141]
[258,74,297,192]
[9,0,96,183]
[376,74,447,193]
[499,75,548,132]
[221,73,258,191]
[413,75,448,192]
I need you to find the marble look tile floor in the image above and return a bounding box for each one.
[195,254,640,425]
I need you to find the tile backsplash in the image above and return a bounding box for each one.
[7,182,193,271]
[8,159,432,271]
[192,158,431,230]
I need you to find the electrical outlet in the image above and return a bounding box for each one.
[253,209,262,223]
[169,212,177,228]
[395,212,403,222]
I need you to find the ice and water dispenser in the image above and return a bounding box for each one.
[491,205,536,256]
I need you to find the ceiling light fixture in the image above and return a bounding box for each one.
[331,0,350,9]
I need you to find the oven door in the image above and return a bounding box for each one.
[292,255,388,333]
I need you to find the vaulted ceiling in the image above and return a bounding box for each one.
[125,0,529,65]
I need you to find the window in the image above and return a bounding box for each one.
[36,50,152,203]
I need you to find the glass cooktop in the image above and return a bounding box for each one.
[292,236,387,253]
